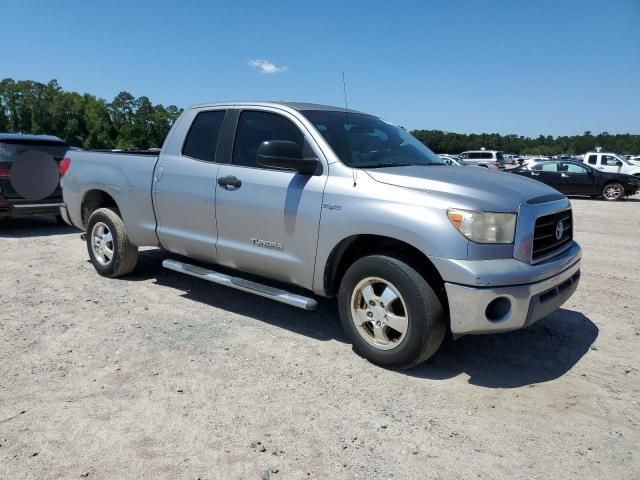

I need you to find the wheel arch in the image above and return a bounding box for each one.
[323,234,448,309]
[80,189,120,228]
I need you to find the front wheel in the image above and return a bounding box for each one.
[602,182,624,201]
[86,208,138,278]
[338,255,446,369]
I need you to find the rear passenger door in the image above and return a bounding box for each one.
[214,108,327,289]
[153,109,226,262]
[530,162,564,192]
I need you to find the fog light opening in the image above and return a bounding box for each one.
[485,297,512,322]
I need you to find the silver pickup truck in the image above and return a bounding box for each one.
[60,102,581,368]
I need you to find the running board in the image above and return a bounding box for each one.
[162,259,318,311]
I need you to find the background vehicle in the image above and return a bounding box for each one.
[510,160,640,201]
[459,150,504,168]
[503,154,519,165]
[0,134,69,221]
[439,154,470,166]
[61,102,581,369]
[581,152,640,177]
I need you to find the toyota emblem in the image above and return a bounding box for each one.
[555,220,565,240]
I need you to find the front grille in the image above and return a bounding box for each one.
[532,209,573,262]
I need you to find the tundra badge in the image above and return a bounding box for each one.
[250,238,283,250]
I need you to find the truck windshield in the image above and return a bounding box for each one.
[301,110,444,168]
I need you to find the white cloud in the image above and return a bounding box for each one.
[248,59,288,75]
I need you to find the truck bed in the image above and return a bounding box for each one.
[62,150,161,247]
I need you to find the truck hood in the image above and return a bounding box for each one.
[364,165,561,212]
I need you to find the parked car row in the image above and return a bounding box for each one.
[438,150,639,201]
[509,160,640,201]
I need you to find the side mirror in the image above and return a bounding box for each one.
[256,141,318,174]
[615,161,623,166]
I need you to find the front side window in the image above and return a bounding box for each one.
[182,110,226,162]
[302,110,443,168]
[232,111,304,168]
[602,155,623,166]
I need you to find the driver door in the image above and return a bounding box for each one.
[598,155,623,173]
[558,162,597,195]
[214,108,327,289]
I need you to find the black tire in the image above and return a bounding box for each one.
[86,208,138,278]
[338,255,446,369]
[601,182,624,201]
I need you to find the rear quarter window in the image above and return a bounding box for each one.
[182,110,227,162]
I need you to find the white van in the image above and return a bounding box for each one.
[459,150,504,168]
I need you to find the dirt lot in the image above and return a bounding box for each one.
[1,196,639,480]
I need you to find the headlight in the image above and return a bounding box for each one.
[447,209,517,243]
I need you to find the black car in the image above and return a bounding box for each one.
[510,160,640,201]
[0,134,69,220]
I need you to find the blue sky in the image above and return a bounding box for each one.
[4,0,639,136]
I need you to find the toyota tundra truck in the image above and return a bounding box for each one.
[59,102,582,369]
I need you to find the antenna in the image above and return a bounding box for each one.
[341,72,349,111]
[342,72,358,187]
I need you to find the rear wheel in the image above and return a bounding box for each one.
[86,208,138,277]
[602,182,624,201]
[338,255,446,369]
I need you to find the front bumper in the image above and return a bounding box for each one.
[443,242,581,334]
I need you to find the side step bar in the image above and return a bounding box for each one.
[162,259,318,311]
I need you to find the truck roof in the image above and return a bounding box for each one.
[187,101,369,115]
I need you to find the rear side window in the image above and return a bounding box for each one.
[533,162,559,172]
[182,110,226,162]
[232,110,304,168]
[469,152,493,160]
[587,155,597,165]
[601,155,620,166]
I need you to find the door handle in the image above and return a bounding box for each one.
[531,172,540,176]
[217,175,242,190]
[561,173,569,178]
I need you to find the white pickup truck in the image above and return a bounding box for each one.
[582,152,640,177]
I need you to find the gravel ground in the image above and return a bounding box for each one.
[1,196,639,480]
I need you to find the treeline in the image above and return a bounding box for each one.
[0,78,182,150]
[411,129,640,156]
[1,78,639,155]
